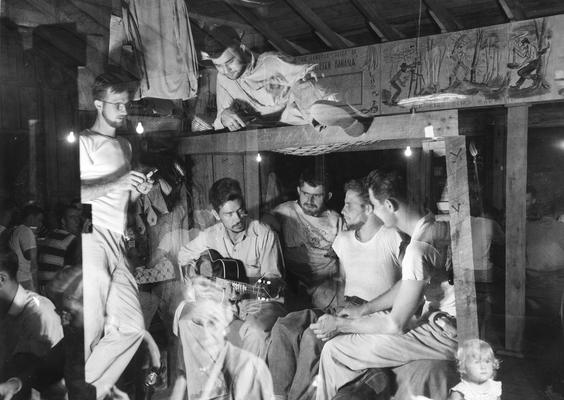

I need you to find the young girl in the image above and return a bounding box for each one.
[448,339,502,400]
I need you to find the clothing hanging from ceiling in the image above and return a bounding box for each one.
[122,0,198,100]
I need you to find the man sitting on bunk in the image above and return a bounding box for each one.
[178,177,286,359]
[266,169,342,311]
[267,177,407,400]
[198,25,372,137]
[312,169,457,400]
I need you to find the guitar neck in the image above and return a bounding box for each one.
[211,277,265,296]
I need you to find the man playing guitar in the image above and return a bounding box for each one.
[178,178,286,359]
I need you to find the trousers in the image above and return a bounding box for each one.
[316,312,458,400]
[234,301,288,359]
[83,225,145,399]
[267,309,325,400]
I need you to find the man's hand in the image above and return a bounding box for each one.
[116,171,147,192]
[302,70,321,82]
[310,314,340,342]
[220,109,247,131]
[0,378,22,400]
[337,303,367,318]
[136,179,154,195]
[191,116,213,132]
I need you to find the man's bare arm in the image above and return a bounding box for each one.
[337,280,402,319]
[81,170,146,202]
[311,280,426,339]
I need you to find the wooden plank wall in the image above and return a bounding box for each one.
[505,105,528,353]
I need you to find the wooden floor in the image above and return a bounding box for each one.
[150,354,557,400]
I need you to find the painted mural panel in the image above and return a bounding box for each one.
[380,38,425,114]
[417,24,509,111]
[507,15,564,103]
[296,45,381,116]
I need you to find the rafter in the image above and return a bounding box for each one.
[284,0,348,50]
[224,2,299,56]
[423,0,462,33]
[497,0,526,21]
[350,0,404,42]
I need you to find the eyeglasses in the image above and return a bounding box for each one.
[299,189,324,200]
[100,100,130,111]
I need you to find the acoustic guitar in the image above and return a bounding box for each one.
[195,249,285,301]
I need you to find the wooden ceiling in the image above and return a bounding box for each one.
[187,0,564,55]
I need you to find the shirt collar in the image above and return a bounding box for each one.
[8,285,28,317]
[412,213,435,239]
[218,221,252,244]
[241,52,258,78]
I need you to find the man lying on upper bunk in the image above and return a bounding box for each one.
[197,25,372,137]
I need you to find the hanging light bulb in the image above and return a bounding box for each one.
[66,131,76,143]
[136,121,144,135]
[404,146,412,157]
[256,153,262,163]
[424,124,435,139]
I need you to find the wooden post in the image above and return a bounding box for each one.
[244,131,260,220]
[28,119,39,199]
[505,105,528,354]
[492,114,506,211]
[244,153,261,220]
[445,136,479,342]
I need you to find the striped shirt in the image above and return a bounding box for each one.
[38,229,78,282]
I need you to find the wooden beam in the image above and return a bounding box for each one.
[225,3,299,56]
[284,0,348,50]
[350,0,404,41]
[335,32,356,47]
[423,0,462,32]
[497,0,526,21]
[314,31,356,48]
[189,12,255,31]
[285,39,309,55]
[178,110,458,155]
[505,105,528,354]
[444,136,479,342]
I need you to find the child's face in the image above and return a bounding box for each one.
[465,355,494,384]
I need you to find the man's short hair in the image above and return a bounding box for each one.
[58,204,79,223]
[298,169,331,192]
[91,71,138,101]
[526,185,537,198]
[344,179,370,205]
[202,25,241,59]
[365,170,407,204]
[0,251,18,280]
[209,178,245,211]
[21,204,44,220]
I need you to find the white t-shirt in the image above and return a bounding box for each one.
[79,130,132,235]
[332,226,403,301]
[272,201,342,286]
[402,214,456,317]
[8,225,36,283]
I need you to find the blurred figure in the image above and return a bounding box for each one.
[0,250,64,399]
[170,277,273,400]
[8,204,44,291]
[38,205,82,289]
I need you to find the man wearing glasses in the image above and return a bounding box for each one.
[178,178,285,359]
[268,169,343,311]
[80,71,156,398]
